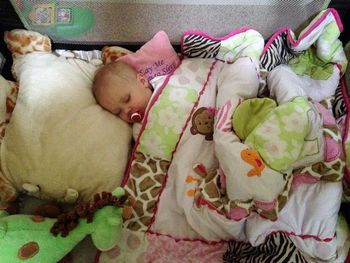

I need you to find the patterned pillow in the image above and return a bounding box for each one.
[107,31,180,81]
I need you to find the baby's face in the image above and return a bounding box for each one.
[95,73,152,123]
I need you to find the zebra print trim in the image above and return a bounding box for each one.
[182,34,221,58]
[333,83,347,119]
[223,232,308,263]
[260,32,296,72]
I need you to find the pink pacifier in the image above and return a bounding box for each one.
[130,112,142,122]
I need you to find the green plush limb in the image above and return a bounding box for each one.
[238,97,311,172]
[91,187,125,251]
[232,98,277,140]
[0,187,125,263]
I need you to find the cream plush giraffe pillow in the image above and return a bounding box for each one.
[0,30,132,203]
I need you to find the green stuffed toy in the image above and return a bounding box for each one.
[232,97,313,172]
[0,187,126,263]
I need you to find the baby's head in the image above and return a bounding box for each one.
[93,61,152,123]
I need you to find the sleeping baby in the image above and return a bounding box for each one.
[93,60,166,138]
[93,61,152,124]
[93,30,178,132]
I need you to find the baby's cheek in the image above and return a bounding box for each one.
[118,113,129,122]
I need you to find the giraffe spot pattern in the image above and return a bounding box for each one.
[332,161,341,170]
[131,163,149,178]
[140,216,152,226]
[312,162,330,173]
[140,193,149,201]
[150,187,161,198]
[128,221,142,231]
[122,206,133,220]
[127,233,141,249]
[106,245,120,258]
[147,159,157,173]
[146,201,156,213]
[18,242,39,260]
[139,177,156,192]
[192,164,293,221]
[133,201,144,217]
[154,174,164,184]
[126,179,137,194]
[134,151,146,162]
[31,215,45,222]
[159,160,170,172]
[124,152,170,231]
[136,253,146,263]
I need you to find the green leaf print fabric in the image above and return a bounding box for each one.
[138,84,198,160]
[289,47,334,80]
[245,97,311,172]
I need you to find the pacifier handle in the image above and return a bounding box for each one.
[131,112,142,122]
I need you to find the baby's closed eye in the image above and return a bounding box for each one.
[122,94,131,103]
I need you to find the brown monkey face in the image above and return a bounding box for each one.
[194,112,213,134]
[190,107,214,140]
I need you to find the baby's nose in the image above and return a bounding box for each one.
[123,107,131,115]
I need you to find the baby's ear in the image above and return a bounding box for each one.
[136,73,149,88]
